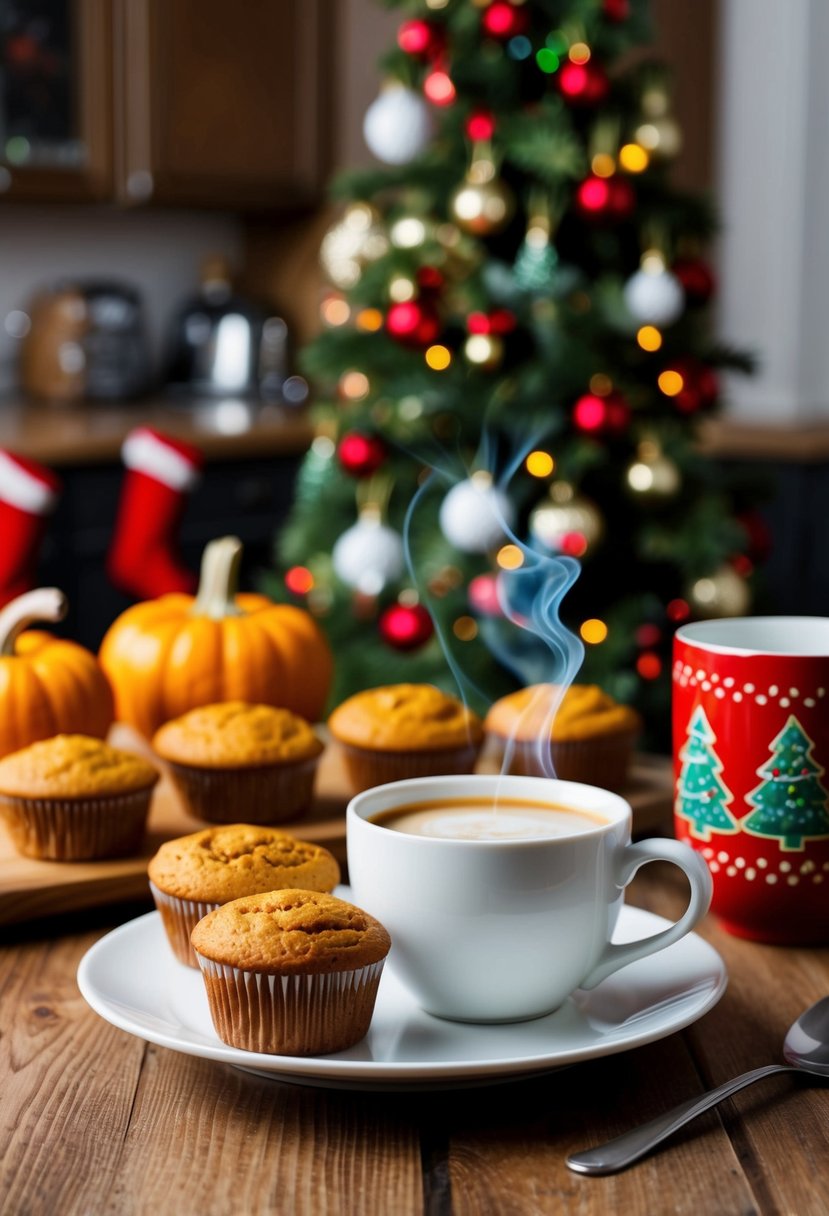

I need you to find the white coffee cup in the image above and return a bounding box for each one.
[347,774,712,1023]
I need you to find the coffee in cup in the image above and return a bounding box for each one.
[370,796,608,840]
[347,774,712,1023]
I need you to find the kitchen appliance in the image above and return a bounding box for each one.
[164,256,307,405]
[20,280,150,402]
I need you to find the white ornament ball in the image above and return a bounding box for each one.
[439,476,515,554]
[623,267,685,327]
[332,516,404,594]
[363,86,434,165]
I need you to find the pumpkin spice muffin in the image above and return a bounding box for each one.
[151,702,324,825]
[148,823,341,967]
[192,888,391,1056]
[328,683,483,793]
[0,734,159,860]
[485,683,642,791]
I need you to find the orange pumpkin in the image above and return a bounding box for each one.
[99,536,334,738]
[0,587,115,758]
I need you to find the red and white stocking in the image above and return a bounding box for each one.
[106,427,204,599]
[0,450,61,607]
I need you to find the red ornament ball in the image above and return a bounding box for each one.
[558,61,610,106]
[416,265,445,294]
[603,0,630,20]
[575,174,634,222]
[664,357,719,413]
[338,432,386,478]
[423,68,456,106]
[672,257,716,306]
[572,389,630,435]
[481,1,529,39]
[466,109,496,142]
[737,510,773,563]
[397,19,442,58]
[386,300,441,346]
[379,602,434,651]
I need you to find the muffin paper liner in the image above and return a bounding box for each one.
[492,731,637,792]
[194,955,386,1056]
[0,787,153,861]
[149,881,219,968]
[341,743,481,795]
[166,757,319,825]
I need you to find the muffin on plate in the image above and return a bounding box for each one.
[191,888,391,1056]
[485,683,642,791]
[0,734,159,860]
[148,823,341,967]
[152,702,323,825]
[328,683,483,793]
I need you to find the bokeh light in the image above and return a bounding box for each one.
[525,450,555,477]
[496,544,524,570]
[580,618,608,644]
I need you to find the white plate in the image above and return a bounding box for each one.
[77,899,726,1091]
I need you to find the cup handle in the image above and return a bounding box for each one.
[580,838,713,990]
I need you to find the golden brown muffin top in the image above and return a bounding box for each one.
[485,683,642,743]
[148,823,340,903]
[328,684,483,752]
[152,702,323,769]
[191,888,391,975]
[0,734,159,800]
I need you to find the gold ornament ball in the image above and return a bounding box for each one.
[529,490,604,554]
[688,564,751,617]
[464,332,504,369]
[320,203,388,288]
[450,177,515,236]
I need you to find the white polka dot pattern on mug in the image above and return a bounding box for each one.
[699,846,829,886]
[673,662,826,710]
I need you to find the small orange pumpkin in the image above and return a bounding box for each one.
[99,536,334,738]
[0,587,115,758]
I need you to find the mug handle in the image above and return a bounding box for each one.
[580,838,713,990]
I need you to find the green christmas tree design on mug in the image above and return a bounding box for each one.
[676,706,739,840]
[743,715,829,851]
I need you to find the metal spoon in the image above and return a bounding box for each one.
[567,996,829,1176]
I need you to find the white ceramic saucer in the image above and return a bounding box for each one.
[77,893,727,1091]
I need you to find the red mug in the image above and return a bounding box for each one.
[673,617,829,944]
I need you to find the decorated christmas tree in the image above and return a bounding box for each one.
[675,705,737,841]
[273,0,758,739]
[744,717,829,851]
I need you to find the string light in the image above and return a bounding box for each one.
[285,566,314,595]
[340,371,370,400]
[580,618,608,644]
[588,373,613,396]
[591,153,615,178]
[356,308,383,332]
[568,41,591,64]
[425,344,452,370]
[637,325,662,352]
[390,217,426,248]
[536,48,559,73]
[619,143,649,173]
[496,544,524,570]
[424,69,455,105]
[311,435,335,459]
[526,450,555,477]
[389,276,416,303]
[321,296,350,326]
[453,616,479,641]
[637,652,662,680]
[658,369,684,396]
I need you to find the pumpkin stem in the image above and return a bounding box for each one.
[192,536,245,619]
[0,587,68,657]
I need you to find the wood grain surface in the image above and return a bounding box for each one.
[2,865,828,1215]
[0,729,674,926]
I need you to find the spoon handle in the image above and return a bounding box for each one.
[567,1063,794,1175]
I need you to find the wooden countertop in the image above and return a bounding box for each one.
[3,864,828,1215]
[0,395,315,465]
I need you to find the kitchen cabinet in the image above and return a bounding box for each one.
[0,0,333,208]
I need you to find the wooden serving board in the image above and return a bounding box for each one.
[0,728,673,926]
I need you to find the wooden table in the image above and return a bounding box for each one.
[3,863,828,1216]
